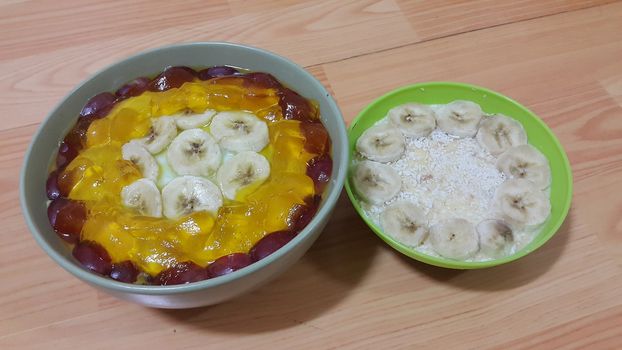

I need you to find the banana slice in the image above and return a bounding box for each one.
[355,124,405,163]
[429,218,479,260]
[380,201,429,247]
[217,151,270,200]
[436,100,483,137]
[138,117,178,154]
[387,103,436,137]
[161,175,223,219]
[210,111,269,152]
[121,178,163,217]
[166,128,222,177]
[476,219,513,258]
[476,114,527,155]
[497,144,551,189]
[352,160,401,204]
[121,140,159,181]
[175,109,217,130]
[494,178,551,227]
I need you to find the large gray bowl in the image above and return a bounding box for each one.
[20,42,348,308]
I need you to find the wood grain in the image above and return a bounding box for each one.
[1,0,621,349]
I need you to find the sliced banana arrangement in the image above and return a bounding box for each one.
[497,144,551,189]
[476,114,527,155]
[122,140,159,181]
[138,117,178,154]
[162,176,223,219]
[493,179,551,227]
[352,100,553,262]
[352,160,401,205]
[435,100,483,137]
[121,178,163,217]
[118,109,278,221]
[210,111,269,152]
[167,128,221,177]
[355,124,405,163]
[429,218,479,260]
[380,201,429,247]
[217,151,270,200]
[175,109,217,130]
[477,219,513,258]
[387,103,436,137]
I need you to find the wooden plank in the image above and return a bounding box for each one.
[399,0,618,41]
[0,1,612,132]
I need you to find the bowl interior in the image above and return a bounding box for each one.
[345,82,572,269]
[20,42,348,294]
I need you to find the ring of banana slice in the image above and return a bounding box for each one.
[121,110,271,220]
[352,100,552,261]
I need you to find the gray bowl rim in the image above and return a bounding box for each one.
[19,41,348,295]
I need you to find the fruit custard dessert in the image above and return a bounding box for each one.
[46,66,332,285]
[351,101,551,261]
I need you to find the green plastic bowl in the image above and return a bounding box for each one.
[345,82,572,269]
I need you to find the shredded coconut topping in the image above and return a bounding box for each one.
[359,108,544,261]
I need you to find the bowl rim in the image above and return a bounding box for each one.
[344,81,573,269]
[20,41,348,294]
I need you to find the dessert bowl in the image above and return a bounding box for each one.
[345,82,572,269]
[20,42,348,308]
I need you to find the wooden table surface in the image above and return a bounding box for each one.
[2,1,622,348]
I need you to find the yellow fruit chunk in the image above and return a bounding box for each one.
[265,120,315,174]
[86,118,111,148]
[184,83,210,112]
[109,108,151,143]
[262,193,300,233]
[81,211,135,262]
[151,88,188,116]
[116,94,156,117]
[173,211,216,263]
[249,173,314,204]
[66,144,141,202]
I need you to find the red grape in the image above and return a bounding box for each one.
[300,121,330,155]
[250,231,295,262]
[47,198,86,244]
[110,260,140,283]
[115,77,150,100]
[177,66,198,76]
[46,169,61,200]
[278,88,317,122]
[242,72,282,89]
[55,116,94,168]
[80,92,116,119]
[72,240,112,276]
[56,136,80,168]
[197,66,239,80]
[154,261,209,285]
[207,253,252,278]
[290,195,321,234]
[56,167,79,197]
[148,66,196,92]
[306,155,332,193]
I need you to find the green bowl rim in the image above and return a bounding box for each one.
[344,81,573,269]
[20,41,348,294]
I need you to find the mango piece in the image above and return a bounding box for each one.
[110,108,151,143]
[67,144,141,202]
[81,213,135,262]
[86,118,111,148]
